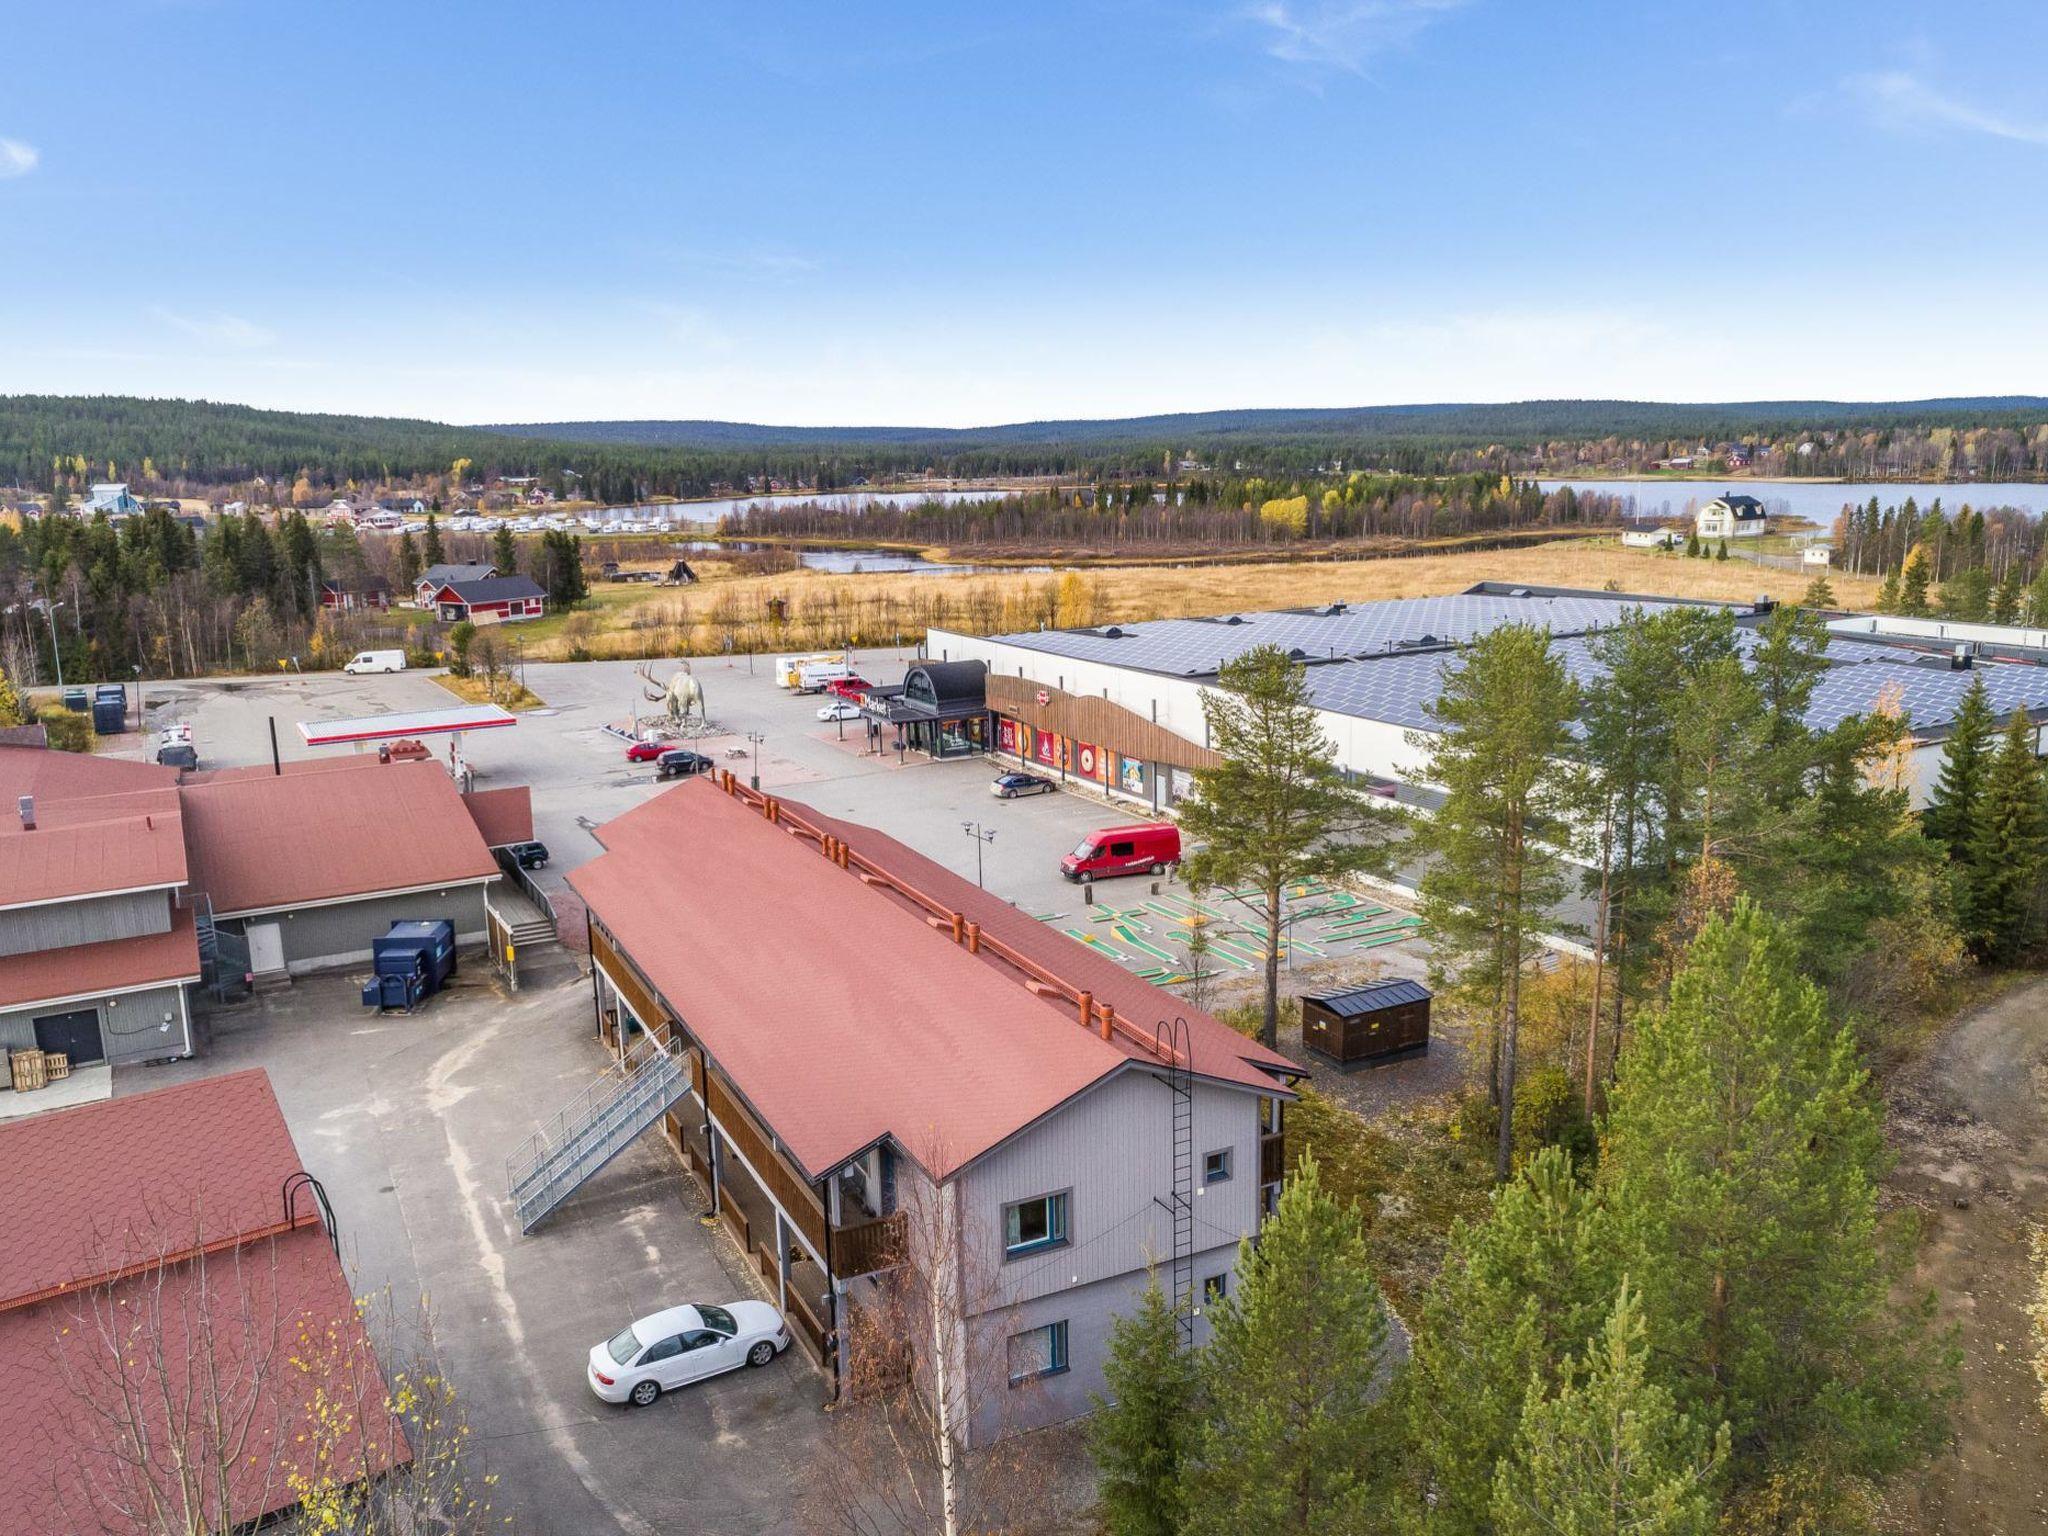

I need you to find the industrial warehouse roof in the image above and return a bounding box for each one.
[0,1071,405,1535]
[981,588,1713,677]
[180,759,499,916]
[569,780,1297,1183]
[0,752,189,908]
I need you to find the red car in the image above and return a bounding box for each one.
[624,739,667,762]
[825,677,871,699]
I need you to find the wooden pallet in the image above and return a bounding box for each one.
[9,1049,48,1092]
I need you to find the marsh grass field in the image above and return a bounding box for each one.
[521,537,1878,662]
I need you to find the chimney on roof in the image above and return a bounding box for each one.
[1952,643,1973,670]
[17,794,33,831]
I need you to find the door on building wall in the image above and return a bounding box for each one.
[247,922,286,975]
[34,1008,105,1065]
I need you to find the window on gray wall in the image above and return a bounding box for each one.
[1203,1148,1233,1185]
[1002,1191,1070,1258]
[1007,1319,1069,1384]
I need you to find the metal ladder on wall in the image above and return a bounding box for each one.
[1156,1016,1195,1347]
[505,1034,691,1232]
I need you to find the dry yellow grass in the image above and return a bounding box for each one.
[524,538,1873,662]
[432,672,546,711]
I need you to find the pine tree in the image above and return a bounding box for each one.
[1180,1153,1393,1535]
[1714,538,1728,561]
[1937,566,1991,621]
[491,523,518,575]
[1921,674,1992,855]
[1180,645,1399,1048]
[1400,1148,1615,1535]
[392,528,422,594]
[1962,707,2048,961]
[1601,901,1952,1481]
[1491,1280,1728,1536]
[1411,624,1578,1179]
[2026,565,2048,627]
[1898,546,1933,615]
[1090,1279,1197,1536]
[1991,562,2025,625]
[1874,569,1901,614]
[1800,573,1836,608]
[422,512,444,567]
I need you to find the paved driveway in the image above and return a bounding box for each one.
[127,970,824,1536]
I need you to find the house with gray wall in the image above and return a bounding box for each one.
[561,774,1296,1446]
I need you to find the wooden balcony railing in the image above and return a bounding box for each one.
[834,1211,906,1278]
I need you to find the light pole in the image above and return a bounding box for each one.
[29,599,63,689]
[747,730,765,791]
[960,820,996,889]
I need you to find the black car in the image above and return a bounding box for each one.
[506,841,550,870]
[991,771,1057,799]
[656,749,714,780]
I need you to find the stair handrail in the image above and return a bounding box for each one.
[506,1034,676,1194]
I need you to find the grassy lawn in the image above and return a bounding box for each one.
[431,672,546,711]
[513,537,1883,663]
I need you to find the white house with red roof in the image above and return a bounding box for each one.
[563,772,1300,1443]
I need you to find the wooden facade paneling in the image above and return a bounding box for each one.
[591,923,664,1031]
[986,674,1221,772]
[834,1211,905,1277]
[707,1070,829,1255]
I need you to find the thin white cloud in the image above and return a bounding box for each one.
[1247,0,1467,75]
[153,308,278,349]
[0,139,38,179]
[1846,70,2048,147]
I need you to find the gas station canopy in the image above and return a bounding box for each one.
[297,703,518,747]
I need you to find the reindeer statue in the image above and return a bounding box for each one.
[636,660,707,725]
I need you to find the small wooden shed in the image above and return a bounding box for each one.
[1300,978,1431,1070]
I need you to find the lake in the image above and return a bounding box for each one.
[1540,478,2048,524]
[672,540,1043,577]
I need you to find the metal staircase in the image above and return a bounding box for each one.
[506,1035,690,1232]
[1157,1016,1195,1347]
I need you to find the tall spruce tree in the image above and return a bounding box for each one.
[1921,674,1993,855]
[1962,706,2048,961]
[1991,562,2025,625]
[1898,546,1933,616]
[1180,1153,1393,1536]
[1600,901,1952,1483]
[421,511,444,566]
[1400,1148,1615,1535]
[392,527,422,594]
[1490,1281,1729,1536]
[1410,624,1577,1180]
[1090,1279,1197,1536]
[1180,645,1398,1048]
[491,522,518,575]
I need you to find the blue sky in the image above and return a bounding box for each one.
[4,0,2047,425]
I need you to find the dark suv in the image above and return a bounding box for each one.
[505,841,550,870]
[656,749,714,780]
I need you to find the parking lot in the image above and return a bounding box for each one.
[136,969,824,1536]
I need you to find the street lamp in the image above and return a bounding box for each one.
[960,820,996,889]
[747,730,765,791]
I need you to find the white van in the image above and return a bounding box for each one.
[344,649,407,675]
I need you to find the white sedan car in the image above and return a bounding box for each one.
[587,1302,789,1407]
[816,700,862,722]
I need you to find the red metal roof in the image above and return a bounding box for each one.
[569,779,1294,1182]
[0,794,189,907]
[0,1071,406,1534]
[462,784,534,847]
[180,759,499,916]
[0,745,177,805]
[0,902,199,1011]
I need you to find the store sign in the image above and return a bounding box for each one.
[1035,688,1050,707]
[1034,729,1060,767]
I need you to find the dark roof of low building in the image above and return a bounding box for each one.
[438,575,546,604]
[419,562,496,586]
[905,659,988,705]
[1715,493,1767,514]
[1305,977,1432,1016]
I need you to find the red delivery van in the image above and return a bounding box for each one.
[1061,823,1182,883]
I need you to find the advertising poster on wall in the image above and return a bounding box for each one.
[1074,741,1100,780]
[1118,756,1147,797]
[997,717,1018,755]
[1033,728,1060,768]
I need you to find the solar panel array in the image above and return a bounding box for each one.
[991,591,1704,677]
[1303,632,2048,739]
